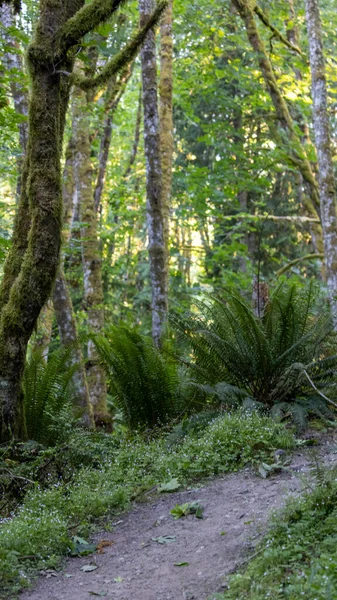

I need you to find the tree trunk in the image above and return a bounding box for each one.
[94,69,132,214]
[1,1,29,198]
[159,0,173,270]
[33,300,54,359]
[73,85,108,417]
[304,0,337,307]
[52,137,94,428]
[139,0,168,347]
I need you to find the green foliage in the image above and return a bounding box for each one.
[166,410,221,447]
[170,501,204,519]
[217,465,337,600]
[93,326,187,429]
[175,282,337,428]
[0,411,294,596]
[23,348,78,446]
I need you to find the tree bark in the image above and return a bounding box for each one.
[159,0,173,269]
[304,0,337,307]
[139,0,168,347]
[73,85,108,417]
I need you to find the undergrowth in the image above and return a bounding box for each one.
[213,461,337,600]
[0,410,294,597]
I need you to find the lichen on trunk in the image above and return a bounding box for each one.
[304,0,337,310]
[139,0,168,347]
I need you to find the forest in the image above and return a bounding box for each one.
[1,0,337,597]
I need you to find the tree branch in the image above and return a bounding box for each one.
[276,253,324,277]
[254,3,304,57]
[58,0,126,54]
[72,0,167,91]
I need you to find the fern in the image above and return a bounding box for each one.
[23,347,78,446]
[92,327,188,430]
[173,282,337,427]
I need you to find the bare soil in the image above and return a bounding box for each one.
[21,437,337,600]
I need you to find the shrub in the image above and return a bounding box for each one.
[23,347,79,446]
[174,281,337,428]
[93,326,189,429]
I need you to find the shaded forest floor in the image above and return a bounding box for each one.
[20,435,337,600]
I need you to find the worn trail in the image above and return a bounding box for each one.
[21,442,336,600]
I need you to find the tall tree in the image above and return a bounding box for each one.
[304,0,337,306]
[139,0,168,346]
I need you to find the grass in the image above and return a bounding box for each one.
[212,460,337,600]
[0,410,294,597]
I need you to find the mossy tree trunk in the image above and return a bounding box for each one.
[52,138,94,428]
[139,0,168,347]
[73,85,108,417]
[304,0,337,308]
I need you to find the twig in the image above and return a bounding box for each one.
[239,546,265,566]
[303,369,337,409]
[0,468,35,485]
[254,3,304,57]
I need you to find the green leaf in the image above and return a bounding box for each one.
[80,564,98,572]
[174,562,189,567]
[152,535,177,544]
[157,478,181,493]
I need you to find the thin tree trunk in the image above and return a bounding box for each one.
[139,0,168,347]
[0,2,28,198]
[159,0,173,270]
[94,68,132,214]
[53,138,94,428]
[304,0,337,306]
[73,86,108,417]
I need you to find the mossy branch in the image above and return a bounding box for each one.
[254,3,304,57]
[72,0,167,91]
[58,0,126,54]
[276,253,324,277]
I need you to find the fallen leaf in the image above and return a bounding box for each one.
[174,562,189,567]
[97,539,113,554]
[152,535,177,544]
[88,592,107,597]
[157,478,181,493]
[80,564,98,572]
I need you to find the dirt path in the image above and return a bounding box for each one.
[21,441,337,600]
